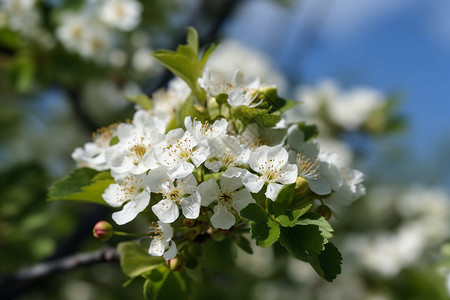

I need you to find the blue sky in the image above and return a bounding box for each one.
[225,0,450,157]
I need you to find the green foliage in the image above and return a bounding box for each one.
[279,225,324,261]
[275,204,312,227]
[296,212,334,243]
[240,203,280,247]
[178,94,208,127]
[152,27,206,104]
[308,242,342,282]
[117,241,164,278]
[297,122,319,142]
[143,266,188,300]
[126,93,153,110]
[47,168,114,205]
[266,183,295,217]
[231,235,253,254]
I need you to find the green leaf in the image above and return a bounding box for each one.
[117,241,164,278]
[308,242,342,282]
[200,43,218,67]
[143,266,187,300]
[47,168,114,205]
[297,212,334,242]
[297,122,319,142]
[240,203,280,247]
[240,203,268,223]
[126,93,152,110]
[279,225,325,261]
[276,204,312,227]
[266,183,295,216]
[177,94,208,127]
[152,28,206,104]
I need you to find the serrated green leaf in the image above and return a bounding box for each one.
[125,93,152,110]
[186,27,199,55]
[143,266,187,300]
[297,212,334,242]
[266,183,295,216]
[152,28,205,104]
[117,241,164,278]
[279,225,324,261]
[239,203,280,248]
[276,204,312,227]
[200,43,218,67]
[240,203,268,223]
[297,122,319,142]
[47,168,113,205]
[308,242,342,282]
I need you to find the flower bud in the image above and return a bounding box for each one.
[295,177,309,194]
[93,221,113,241]
[316,205,332,220]
[166,257,183,271]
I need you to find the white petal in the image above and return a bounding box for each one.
[152,199,179,223]
[191,145,210,167]
[177,173,198,193]
[210,204,235,229]
[181,193,201,219]
[112,200,140,225]
[204,160,222,173]
[146,166,170,192]
[232,188,255,212]
[266,182,284,201]
[157,221,174,240]
[222,167,246,178]
[242,171,265,193]
[163,241,177,260]
[277,163,298,184]
[197,179,220,206]
[219,176,243,193]
[149,239,165,257]
[308,177,331,195]
[134,190,151,212]
[102,183,124,207]
[168,161,194,179]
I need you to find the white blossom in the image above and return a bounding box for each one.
[155,123,209,179]
[184,117,228,144]
[205,135,250,175]
[72,124,117,171]
[98,0,142,31]
[105,112,164,175]
[198,176,255,229]
[102,173,150,225]
[148,221,177,260]
[242,145,297,201]
[147,167,200,223]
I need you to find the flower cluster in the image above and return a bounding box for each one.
[74,70,365,262]
[68,29,365,284]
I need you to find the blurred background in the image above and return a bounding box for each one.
[1,0,449,299]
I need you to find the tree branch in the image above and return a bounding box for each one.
[0,247,120,293]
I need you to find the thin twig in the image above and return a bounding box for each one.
[0,247,120,290]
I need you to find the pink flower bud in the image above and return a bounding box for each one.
[93,221,113,241]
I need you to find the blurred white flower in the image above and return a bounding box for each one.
[132,47,158,73]
[148,221,177,260]
[98,0,142,31]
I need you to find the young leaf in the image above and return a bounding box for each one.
[308,242,342,282]
[201,238,236,272]
[117,241,164,278]
[47,168,114,206]
[266,183,295,216]
[275,204,312,227]
[240,203,280,247]
[126,93,152,110]
[152,28,206,104]
[231,235,253,254]
[143,266,188,300]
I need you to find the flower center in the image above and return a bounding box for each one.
[130,144,148,164]
[221,149,236,166]
[296,153,320,179]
